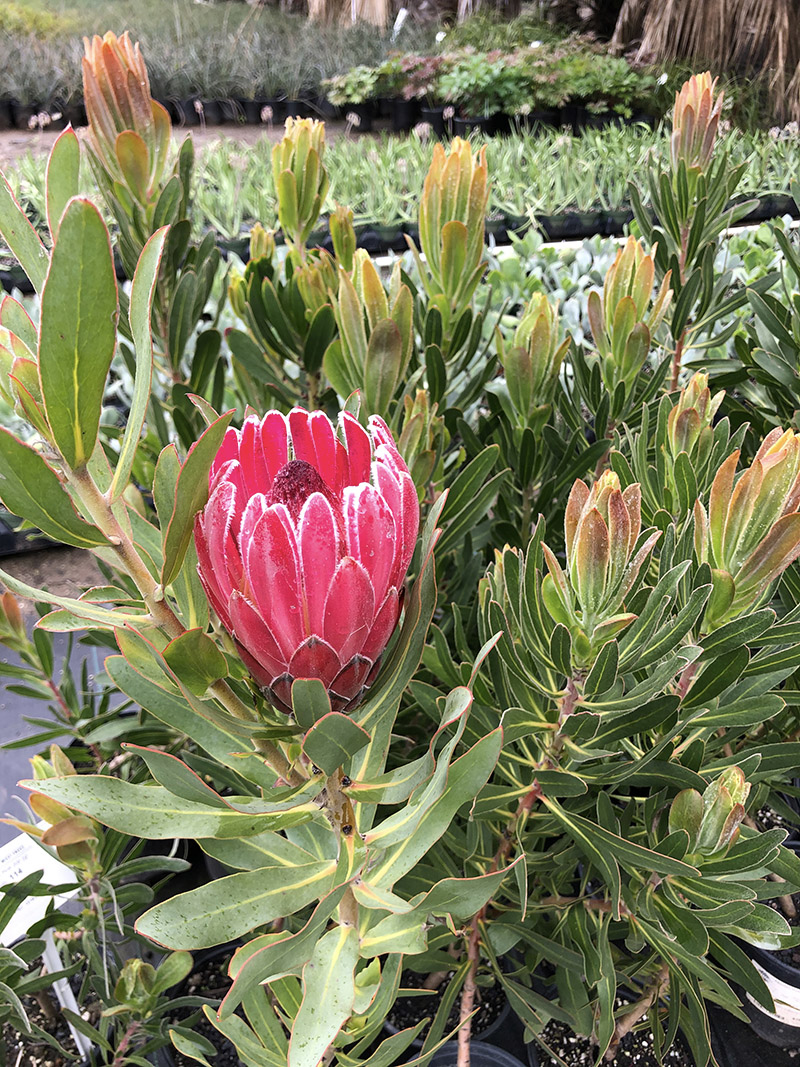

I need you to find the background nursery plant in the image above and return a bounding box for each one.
[2,33,800,1067]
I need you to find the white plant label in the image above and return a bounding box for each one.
[0,830,78,946]
[747,959,800,1028]
[0,832,93,1055]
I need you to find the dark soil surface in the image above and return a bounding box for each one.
[386,969,506,1045]
[534,1014,693,1067]
[757,803,800,838]
[1,991,81,1067]
[169,951,239,1067]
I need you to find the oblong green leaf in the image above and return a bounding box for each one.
[21,775,314,842]
[39,197,118,469]
[136,860,336,949]
[45,128,81,242]
[0,429,107,548]
[302,712,370,776]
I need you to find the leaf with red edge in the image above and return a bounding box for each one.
[161,410,235,588]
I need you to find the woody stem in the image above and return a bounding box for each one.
[67,465,302,786]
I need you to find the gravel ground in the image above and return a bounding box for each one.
[0,119,367,167]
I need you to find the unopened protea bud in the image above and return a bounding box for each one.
[329,204,357,273]
[541,472,660,661]
[249,222,276,264]
[587,237,672,398]
[695,427,800,629]
[398,389,446,492]
[0,590,29,653]
[272,118,329,253]
[669,767,750,858]
[82,31,171,201]
[194,409,419,714]
[671,72,724,177]
[501,293,569,427]
[324,255,414,418]
[295,253,338,316]
[667,371,724,463]
[417,138,488,308]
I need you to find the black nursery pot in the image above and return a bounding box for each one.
[11,101,39,130]
[452,115,493,137]
[314,95,339,120]
[283,99,307,119]
[220,98,245,125]
[199,99,224,125]
[737,842,800,1047]
[741,938,800,1046]
[0,100,13,130]
[175,99,201,126]
[344,101,373,132]
[422,1045,530,1067]
[62,101,87,128]
[391,97,418,132]
[243,98,285,126]
[604,209,634,236]
[420,105,448,137]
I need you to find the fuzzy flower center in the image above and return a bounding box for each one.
[267,460,339,522]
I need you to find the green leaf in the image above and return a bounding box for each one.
[22,775,314,842]
[683,648,749,708]
[163,628,228,696]
[0,565,145,628]
[359,909,427,958]
[549,624,572,676]
[291,679,332,732]
[38,198,118,469]
[122,744,230,808]
[0,429,107,548]
[201,830,317,872]
[110,227,168,500]
[169,1029,215,1067]
[0,174,48,293]
[167,271,198,369]
[302,713,371,776]
[699,609,774,661]
[584,640,618,697]
[543,797,699,892]
[161,410,234,587]
[369,728,502,888]
[151,951,193,995]
[223,889,346,1018]
[200,1006,284,1067]
[136,860,336,949]
[364,319,402,416]
[46,128,80,242]
[289,925,358,1067]
[534,770,588,797]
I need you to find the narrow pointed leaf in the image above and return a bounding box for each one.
[110,227,168,500]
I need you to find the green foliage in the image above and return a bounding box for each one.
[2,45,800,1067]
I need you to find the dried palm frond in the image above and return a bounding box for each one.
[611,0,800,122]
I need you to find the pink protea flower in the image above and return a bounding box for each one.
[194,409,420,714]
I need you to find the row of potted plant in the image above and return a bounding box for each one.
[4,122,799,261]
[321,42,671,134]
